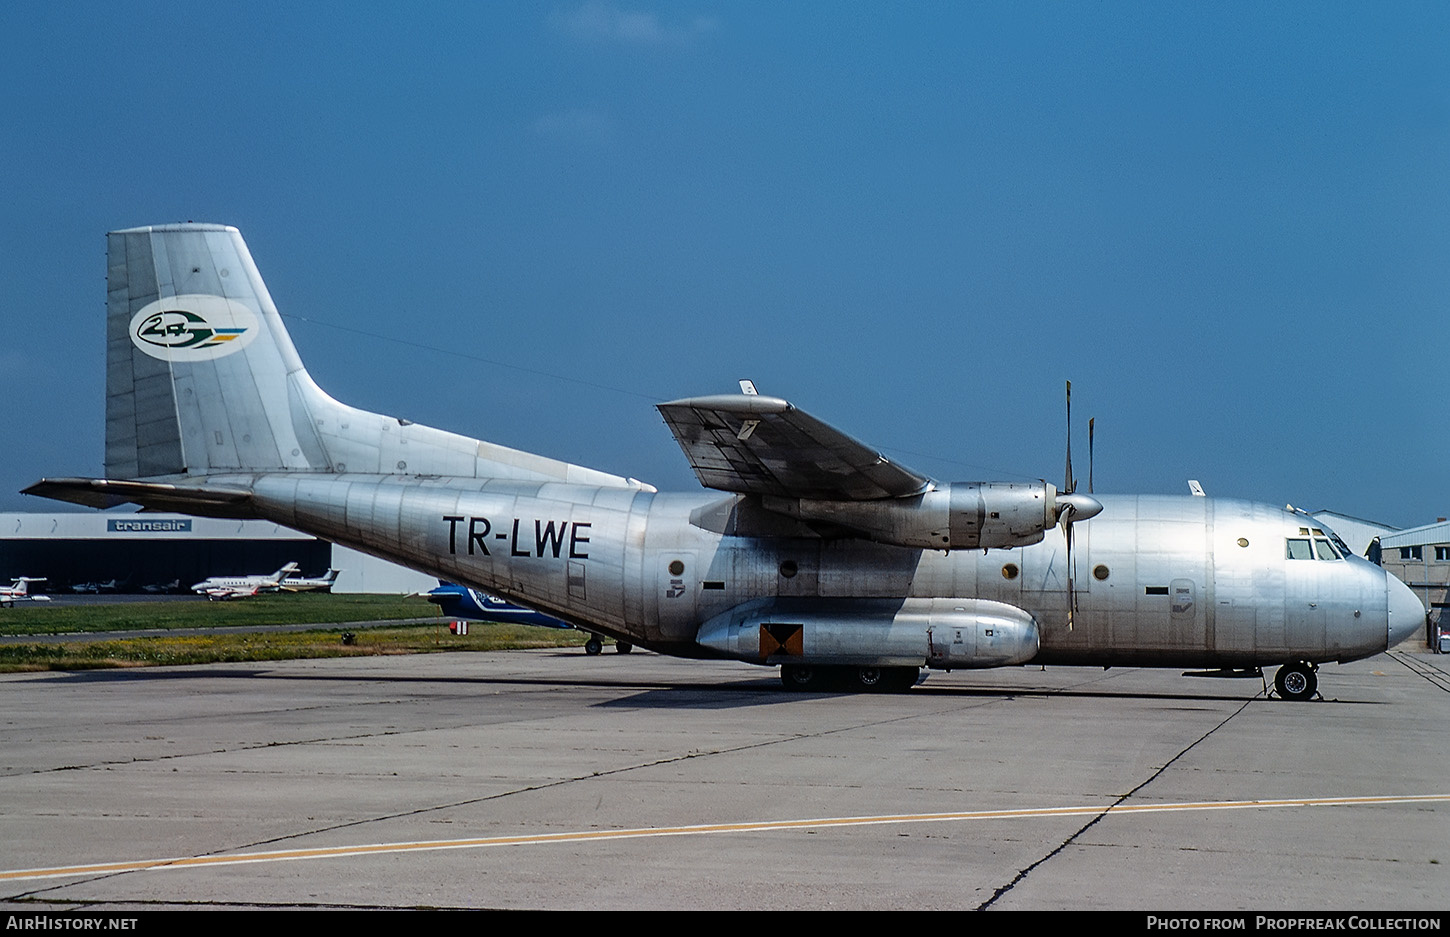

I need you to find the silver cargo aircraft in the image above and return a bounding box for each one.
[26,225,1424,699]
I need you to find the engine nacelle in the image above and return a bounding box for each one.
[695,597,1041,669]
[761,481,1057,550]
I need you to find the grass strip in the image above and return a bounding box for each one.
[0,593,446,635]
[0,623,589,672]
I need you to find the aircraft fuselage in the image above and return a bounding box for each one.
[235,475,1398,670]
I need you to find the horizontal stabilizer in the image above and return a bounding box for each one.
[23,477,257,517]
[657,394,930,500]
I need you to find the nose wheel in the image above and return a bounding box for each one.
[1273,662,1318,701]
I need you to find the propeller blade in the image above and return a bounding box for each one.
[1053,383,1102,527]
[1064,380,1074,494]
[1065,514,1075,631]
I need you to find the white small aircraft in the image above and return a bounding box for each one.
[191,562,299,601]
[279,568,341,592]
[70,579,121,594]
[0,578,51,607]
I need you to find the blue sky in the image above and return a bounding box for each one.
[1,2,1446,527]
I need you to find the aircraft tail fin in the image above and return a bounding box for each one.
[100,224,642,489]
[105,225,324,479]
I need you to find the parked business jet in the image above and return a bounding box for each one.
[0,578,51,607]
[191,562,299,601]
[279,568,341,593]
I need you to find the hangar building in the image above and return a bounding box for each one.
[1374,518,1450,644]
[0,513,435,594]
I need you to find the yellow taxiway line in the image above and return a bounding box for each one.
[5,793,1448,883]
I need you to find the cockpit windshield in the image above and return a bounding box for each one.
[1286,526,1347,561]
[1312,520,1359,559]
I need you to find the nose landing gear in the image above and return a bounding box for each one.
[1273,662,1319,701]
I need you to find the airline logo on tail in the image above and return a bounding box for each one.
[129,294,260,361]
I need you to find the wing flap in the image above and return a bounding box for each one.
[656,395,930,500]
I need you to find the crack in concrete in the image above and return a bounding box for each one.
[975,693,1260,911]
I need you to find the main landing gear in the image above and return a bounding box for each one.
[780,664,919,693]
[583,635,632,655]
[1273,661,1319,702]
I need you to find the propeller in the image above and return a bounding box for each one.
[1056,381,1103,630]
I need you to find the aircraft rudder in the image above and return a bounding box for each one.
[105,224,327,480]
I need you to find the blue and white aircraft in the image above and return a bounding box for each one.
[425,582,628,655]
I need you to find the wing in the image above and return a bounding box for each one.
[656,394,930,500]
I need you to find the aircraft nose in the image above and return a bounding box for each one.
[1385,571,1425,649]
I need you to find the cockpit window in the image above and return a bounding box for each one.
[1295,518,1359,560]
[1286,537,1344,561]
